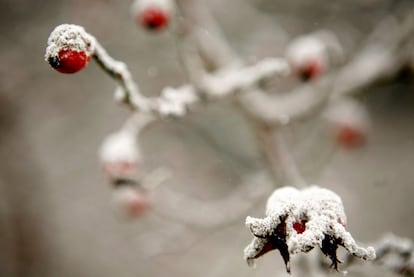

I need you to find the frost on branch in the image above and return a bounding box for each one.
[373,233,414,275]
[244,186,375,273]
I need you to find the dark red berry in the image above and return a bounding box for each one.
[49,49,90,74]
[335,124,365,148]
[138,7,169,31]
[127,191,150,216]
[103,161,138,179]
[293,220,307,234]
[299,59,323,81]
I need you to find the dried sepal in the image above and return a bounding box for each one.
[244,186,375,273]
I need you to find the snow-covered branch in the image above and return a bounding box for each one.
[342,233,414,276]
[45,24,289,118]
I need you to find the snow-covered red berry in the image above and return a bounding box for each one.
[112,186,151,218]
[285,31,343,81]
[45,24,95,74]
[132,0,173,31]
[334,123,365,148]
[138,7,169,30]
[286,35,327,81]
[48,49,90,74]
[298,59,324,81]
[99,131,141,179]
[323,98,370,149]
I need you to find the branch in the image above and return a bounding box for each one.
[240,12,414,125]
[45,24,288,118]
[341,233,414,276]
[151,172,273,229]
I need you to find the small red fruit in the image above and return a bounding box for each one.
[48,49,90,74]
[293,220,307,234]
[127,191,150,216]
[112,187,151,218]
[335,124,365,148]
[103,161,138,178]
[298,59,323,81]
[138,7,169,30]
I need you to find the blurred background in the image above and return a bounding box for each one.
[0,0,413,276]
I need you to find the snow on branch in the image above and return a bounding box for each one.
[372,233,414,275]
[152,172,273,229]
[45,24,289,117]
[241,12,414,125]
[342,233,414,276]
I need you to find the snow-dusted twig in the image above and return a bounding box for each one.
[152,172,273,229]
[252,120,306,187]
[93,43,150,111]
[372,233,414,275]
[173,1,306,189]
[175,0,242,71]
[240,79,332,125]
[241,11,414,125]
[342,233,414,276]
[46,24,289,118]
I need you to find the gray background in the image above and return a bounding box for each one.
[0,0,413,276]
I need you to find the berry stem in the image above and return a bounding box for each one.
[252,119,306,187]
[92,42,149,111]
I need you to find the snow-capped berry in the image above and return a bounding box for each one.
[132,0,173,31]
[103,161,138,178]
[112,186,151,218]
[49,49,90,74]
[323,98,370,149]
[285,31,343,82]
[285,35,327,81]
[45,24,95,74]
[335,123,365,148]
[99,131,141,179]
[298,59,323,81]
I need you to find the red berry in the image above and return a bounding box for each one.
[335,124,365,148]
[49,49,90,74]
[112,187,151,218]
[127,191,150,216]
[299,59,323,81]
[293,220,307,234]
[103,161,138,178]
[138,7,169,31]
